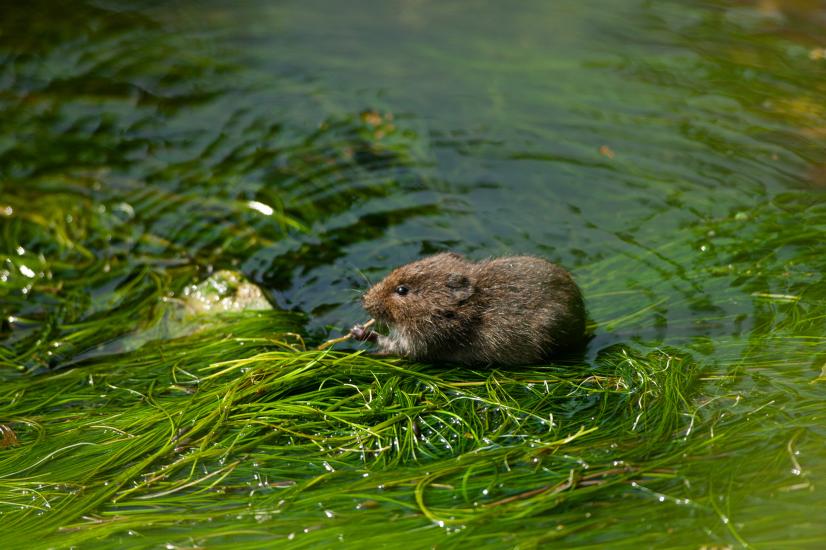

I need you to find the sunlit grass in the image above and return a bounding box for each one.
[0,318,701,546]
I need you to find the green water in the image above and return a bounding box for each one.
[1,0,825,547]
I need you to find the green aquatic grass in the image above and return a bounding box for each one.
[0,319,703,548]
[2,302,823,548]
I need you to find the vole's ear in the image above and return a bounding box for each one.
[446,273,473,301]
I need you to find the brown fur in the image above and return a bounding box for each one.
[354,252,586,366]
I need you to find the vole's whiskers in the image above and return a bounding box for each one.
[347,263,374,288]
[345,288,365,303]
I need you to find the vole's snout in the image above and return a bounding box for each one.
[361,288,375,312]
[359,286,373,308]
[361,286,391,324]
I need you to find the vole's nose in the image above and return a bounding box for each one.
[361,287,374,303]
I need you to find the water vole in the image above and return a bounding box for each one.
[350,252,586,366]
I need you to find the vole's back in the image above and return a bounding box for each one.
[448,256,585,366]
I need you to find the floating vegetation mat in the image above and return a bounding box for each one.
[0,323,711,548]
[2,255,824,548]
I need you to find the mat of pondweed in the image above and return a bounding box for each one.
[1,0,825,548]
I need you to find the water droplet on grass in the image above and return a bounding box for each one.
[356,500,379,510]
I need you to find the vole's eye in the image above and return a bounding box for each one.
[395,285,409,296]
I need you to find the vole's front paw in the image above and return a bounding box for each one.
[350,324,377,342]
